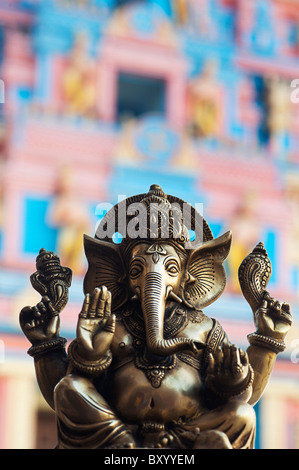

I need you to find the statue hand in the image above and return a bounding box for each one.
[254,291,292,342]
[76,287,115,362]
[206,344,251,396]
[19,296,60,345]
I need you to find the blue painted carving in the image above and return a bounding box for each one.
[251,0,277,56]
[134,116,179,164]
[120,2,173,39]
[33,0,105,56]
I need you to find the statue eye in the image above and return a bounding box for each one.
[166,262,179,276]
[130,265,143,278]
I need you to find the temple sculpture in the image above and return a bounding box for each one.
[19,185,292,449]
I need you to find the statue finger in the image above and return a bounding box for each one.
[263,291,275,307]
[214,346,223,375]
[231,346,243,376]
[207,353,215,377]
[213,346,222,362]
[263,291,271,302]
[32,305,41,318]
[222,343,231,374]
[273,300,281,312]
[36,301,47,314]
[25,319,36,330]
[38,295,57,315]
[20,306,40,332]
[270,300,292,324]
[240,348,249,366]
[279,306,292,326]
[282,302,290,313]
[209,352,217,377]
[79,293,90,318]
[265,299,292,326]
[104,291,112,319]
[89,288,101,317]
[45,301,58,317]
[96,286,108,317]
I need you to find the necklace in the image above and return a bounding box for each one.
[122,304,189,387]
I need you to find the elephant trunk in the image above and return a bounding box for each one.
[142,272,195,356]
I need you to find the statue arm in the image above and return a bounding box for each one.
[33,348,69,410]
[19,249,73,409]
[246,294,292,406]
[238,243,292,405]
[19,298,70,410]
[246,345,276,406]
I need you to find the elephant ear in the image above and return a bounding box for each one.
[83,234,128,310]
[182,231,232,310]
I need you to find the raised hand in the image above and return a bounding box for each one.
[19,296,60,345]
[206,344,252,399]
[76,286,115,362]
[254,291,292,341]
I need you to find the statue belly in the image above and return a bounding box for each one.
[107,360,203,424]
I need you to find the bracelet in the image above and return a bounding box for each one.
[247,332,286,354]
[27,337,67,358]
[67,339,112,376]
[206,364,254,399]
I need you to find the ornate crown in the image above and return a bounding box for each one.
[95,184,213,253]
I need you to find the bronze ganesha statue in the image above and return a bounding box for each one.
[19,185,292,449]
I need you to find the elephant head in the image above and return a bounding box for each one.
[83,185,231,356]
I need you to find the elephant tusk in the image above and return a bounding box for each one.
[167,289,182,304]
[131,294,139,301]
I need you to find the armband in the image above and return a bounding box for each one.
[27,337,67,358]
[247,333,286,354]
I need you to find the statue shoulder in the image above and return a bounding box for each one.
[185,308,227,346]
[183,308,213,340]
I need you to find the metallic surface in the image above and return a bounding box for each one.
[19,185,292,449]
